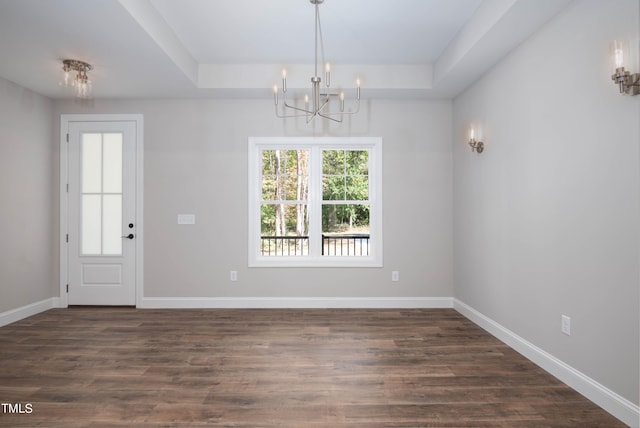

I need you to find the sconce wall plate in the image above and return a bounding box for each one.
[469,138,484,153]
[612,68,640,95]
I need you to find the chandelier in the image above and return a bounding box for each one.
[273,0,360,123]
[61,59,93,99]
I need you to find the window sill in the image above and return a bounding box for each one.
[248,256,383,268]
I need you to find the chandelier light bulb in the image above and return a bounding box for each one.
[325,63,331,87]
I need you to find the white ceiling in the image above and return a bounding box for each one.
[149,0,481,64]
[0,0,573,100]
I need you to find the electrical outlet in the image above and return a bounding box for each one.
[230,271,238,282]
[561,315,571,335]
[391,271,399,282]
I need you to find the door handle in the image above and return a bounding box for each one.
[121,234,135,239]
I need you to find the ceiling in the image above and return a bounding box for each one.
[0,0,573,100]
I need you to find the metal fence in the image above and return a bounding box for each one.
[260,234,370,256]
[321,234,370,256]
[260,236,309,256]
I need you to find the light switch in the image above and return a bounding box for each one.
[177,214,196,225]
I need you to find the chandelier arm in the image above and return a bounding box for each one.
[277,112,312,119]
[306,111,320,124]
[275,105,311,119]
[282,101,313,115]
[317,112,343,123]
[316,96,331,112]
[280,86,314,114]
[277,92,314,117]
[318,99,361,117]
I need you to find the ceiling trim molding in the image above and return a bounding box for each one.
[197,64,432,92]
[100,0,574,99]
[118,0,199,85]
[433,0,574,97]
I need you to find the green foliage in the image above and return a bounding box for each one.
[322,150,369,231]
[262,149,308,201]
[261,204,308,236]
[261,204,275,234]
[261,148,370,235]
[322,204,369,232]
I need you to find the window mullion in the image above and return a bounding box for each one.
[308,145,322,257]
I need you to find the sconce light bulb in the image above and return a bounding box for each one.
[612,40,626,69]
[615,49,624,69]
[470,128,475,140]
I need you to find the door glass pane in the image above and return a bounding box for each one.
[103,133,123,193]
[82,195,102,255]
[82,133,102,193]
[102,195,122,255]
[80,132,124,256]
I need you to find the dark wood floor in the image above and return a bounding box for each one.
[0,307,625,427]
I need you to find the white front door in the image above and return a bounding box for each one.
[66,120,138,305]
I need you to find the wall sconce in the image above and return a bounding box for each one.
[468,128,484,153]
[611,40,640,96]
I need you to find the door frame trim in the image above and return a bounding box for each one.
[59,114,144,308]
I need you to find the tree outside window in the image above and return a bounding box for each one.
[249,138,382,267]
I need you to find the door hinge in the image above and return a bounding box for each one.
[66,234,69,243]
[66,183,69,193]
[66,133,69,143]
[66,284,69,293]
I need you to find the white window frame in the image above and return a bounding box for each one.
[248,137,383,267]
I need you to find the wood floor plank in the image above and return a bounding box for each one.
[0,307,626,427]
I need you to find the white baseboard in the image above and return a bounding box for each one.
[140,296,453,309]
[454,299,640,427]
[0,297,60,328]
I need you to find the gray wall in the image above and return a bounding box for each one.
[55,98,454,300]
[453,0,639,405]
[0,76,55,313]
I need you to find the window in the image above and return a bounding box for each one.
[249,137,382,267]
